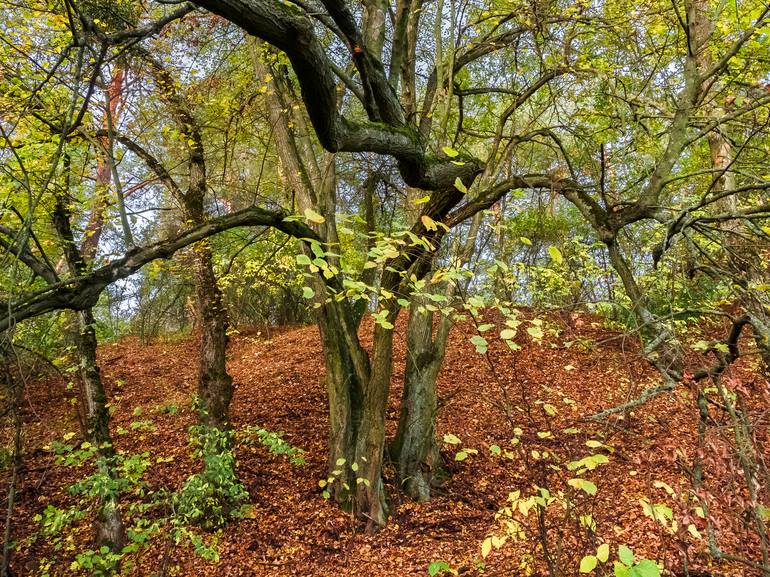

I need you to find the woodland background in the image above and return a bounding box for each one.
[1,0,770,575]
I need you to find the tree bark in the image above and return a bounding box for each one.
[72,309,126,550]
[189,241,233,429]
[137,50,234,429]
[606,240,684,378]
[391,301,447,500]
[353,317,395,528]
[53,159,126,553]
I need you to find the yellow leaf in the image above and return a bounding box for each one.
[304,208,326,224]
[442,146,460,157]
[596,543,609,563]
[421,215,438,231]
[481,537,492,558]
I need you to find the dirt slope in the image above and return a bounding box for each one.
[3,312,768,576]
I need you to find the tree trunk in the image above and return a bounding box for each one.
[53,158,126,552]
[313,296,393,530]
[317,301,364,502]
[190,241,233,429]
[353,319,394,529]
[391,302,447,501]
[1,332,21,577]
[73,309,126,551]
[137,49,235,432]
[606,241,684,378]
[392,213,479,501]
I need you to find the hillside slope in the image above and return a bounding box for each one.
[4,312,768,576]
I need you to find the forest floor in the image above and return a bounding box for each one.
[3,310,769,576]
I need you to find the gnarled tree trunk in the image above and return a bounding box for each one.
[316,300,365,501]
[391,301,447,501]
[392,210,481,501]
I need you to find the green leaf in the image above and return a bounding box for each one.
[630,560,660,577]
[296,254,312,266]
[596,543,610,563]
[500,328,517,340]
[302,286,315,299]
[548,246,564,265]
[520,236,532,246]
[618,545,634,566]
[614,562,630,577]
[713,343,729,354]
[470,335,488,354]
[454,177,467,193]
[455,450,468,461]
[443,433,461,445]
[310,241,326,258]
[580,555,598,573]
[489,444,501,455]
[568,478,597,495]
[692,340,709,351]
[428,561,451,576]
[527,326,544,340]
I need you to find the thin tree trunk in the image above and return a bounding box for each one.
[190,241,233,429]
[353,318,395,529]
[606,240,684,378]
[54,156,126,552]
[317,302,364,502]
[136,50,235,431]
[73,309,126,550]
[1,332,21,577]
[392,212,480,500]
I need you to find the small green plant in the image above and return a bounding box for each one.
[318,458,370,505]
[129,419,156,432]
[31,434,156,575]
[174,426,248,530]
[31,426,246,574]
[613,545,661,577]
[71,546,124,574]
[238,426,306,465]
[154,402,179,415]
[480,436,614,574]
[427,560,455,575]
